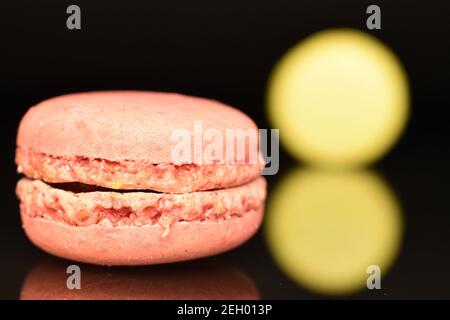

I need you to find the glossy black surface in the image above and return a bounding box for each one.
[1,0,449,299]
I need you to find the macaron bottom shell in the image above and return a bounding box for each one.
[17,175,266,265]
[21,207,263,266]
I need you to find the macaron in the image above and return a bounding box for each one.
[16,91,266,265]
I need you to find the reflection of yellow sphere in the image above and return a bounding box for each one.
[267,29,410,167]
[265,169,403,296]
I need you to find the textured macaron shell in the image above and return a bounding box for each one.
[17,176,266,265]
[17,91,258,163]
[17,177,266,230]
[16,147,263,192]
[21,207,264,266]
[16,91,262,192]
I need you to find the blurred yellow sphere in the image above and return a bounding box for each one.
[265,169,403,296]
[267,29,410,167]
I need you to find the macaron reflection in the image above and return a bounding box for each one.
[21,258,259,300]
[265,169,403,296]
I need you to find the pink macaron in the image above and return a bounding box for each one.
[16,91,266,265]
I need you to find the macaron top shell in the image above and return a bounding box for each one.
[16,91,263,192]
[17,91,258,163]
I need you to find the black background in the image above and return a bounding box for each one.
[1,0,450,299]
